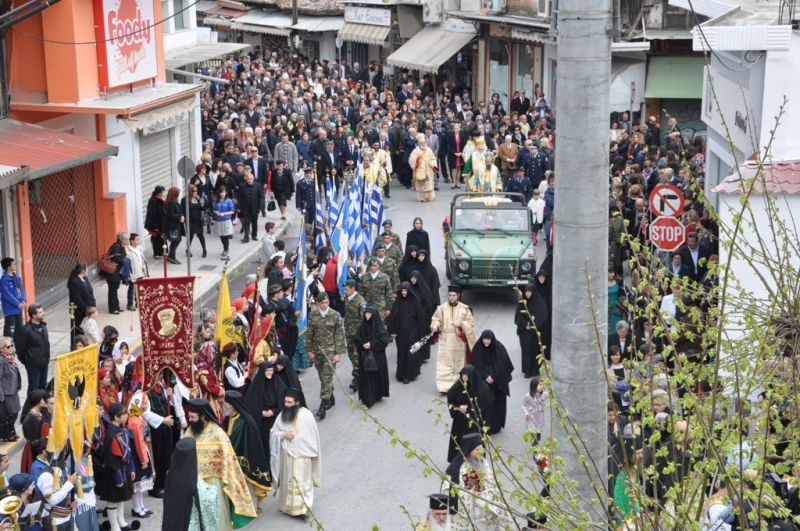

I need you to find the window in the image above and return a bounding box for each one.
[489,40,510,107]
[173,0,185,30]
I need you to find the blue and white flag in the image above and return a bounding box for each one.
[330,196,350,297]
[314,184,327,251]
[369,182,384,240]
[325,178,340,232]
[294,219,308,336]
[346,182,365,259]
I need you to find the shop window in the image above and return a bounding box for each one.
[489,40,509,107]
[513,44,534,99]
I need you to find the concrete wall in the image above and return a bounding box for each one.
[759,33,800,161]
[105,116,142,232]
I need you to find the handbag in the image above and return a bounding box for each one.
[98,254,117,275]
[362,350,378,373]
[266,189,276,212]
[167,229,181,243]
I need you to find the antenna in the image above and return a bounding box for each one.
[778,0,798,27]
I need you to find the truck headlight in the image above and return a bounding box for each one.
[458,260,471,272]
[519,260,534,274]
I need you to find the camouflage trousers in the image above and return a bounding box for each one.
[347,339,359,376]
[315,354,337,400]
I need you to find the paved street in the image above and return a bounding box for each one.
[9,184,546,530]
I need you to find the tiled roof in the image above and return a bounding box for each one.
[712,160,800,194]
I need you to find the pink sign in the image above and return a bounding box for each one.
[95,0,158,89]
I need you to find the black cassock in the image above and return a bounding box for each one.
[407,270,436,361]
[354,310,391,408]
[470,331,515,434]
[387,291,427,382]
[405,227,430,256]
[446,365,495,462]
[147,385,175,493]
[535,254,553,360]
[244,362,286,453]
[514,288,549,377]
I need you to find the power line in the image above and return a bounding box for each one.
[10,0,203,45]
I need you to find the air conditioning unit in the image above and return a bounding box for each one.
[538,0,550,16]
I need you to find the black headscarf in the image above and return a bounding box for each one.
[355,305,390,351]
[470,330,515,396]
[162,438,203,531]
[447,365,495,436]
[244,362,287,442]
[21,389,47,422]
[415,249,441,305]
[405,220,431,255]
[224,390,259,435]
[517,283,549,332]
[398,245,419,282]
[408,270,435,318]
[445,433,484,484]
[187,398,219,426]
[275,354,302,391]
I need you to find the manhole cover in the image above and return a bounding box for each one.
[197,265,217,271]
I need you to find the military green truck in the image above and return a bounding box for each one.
[443,193,536,287]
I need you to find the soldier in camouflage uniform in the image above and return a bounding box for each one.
[373,243,400,291]
[374,219,403,252]
[360,257,394,318]
[380,231,403,265]
[307,291,347,420]
[343,278,366,393]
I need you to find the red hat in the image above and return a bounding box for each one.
[222,342,238,354]
[98,367,107,380]
[242,284,256,299]
[232,298,247,312]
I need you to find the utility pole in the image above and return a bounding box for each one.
[551,0,611,524]
[292,0,298,26]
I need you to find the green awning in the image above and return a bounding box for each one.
[644,56,706,99]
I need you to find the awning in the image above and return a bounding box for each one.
[165,42,250,69]
[291,16,344,33]
[12,83,201,116]
[610,58,646,113]
[203,15,233,28]
[122,96,197,134]
[231,11,294,36]
[338,22,391,46]
[644,56,705,99]
[0,119,118,185]
[667,0,735,19]
[386,26,475,73]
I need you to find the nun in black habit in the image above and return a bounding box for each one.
[161,438,202,531]
[244,361,286,451]
[535,254,553,361]
[354,306,391,408]
[275,354,302,391]
[407,270,436,361]
[405,217,431,255]
[515,283,549,378]
[470,330,514,434]
[387,282,427,384]
[445,365,495,462]
[415,249,441,306]
[398,245,420,283]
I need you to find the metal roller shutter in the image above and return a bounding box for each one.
[179,118,192,160]
[139,130,173,221]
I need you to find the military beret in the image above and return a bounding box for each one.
[382,219,392,226]
[374,242,385,250]
[344,279,357,288]
[316,292,329,302]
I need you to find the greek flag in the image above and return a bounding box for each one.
[369,182,384,240]
[325,178,339,232]
[347,181,365,259]
[330,197,349,297]
[314,184,327,251]
[294,218,308,336]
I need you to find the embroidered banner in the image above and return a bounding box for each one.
[47,344,98,459]
[137,276,196,390]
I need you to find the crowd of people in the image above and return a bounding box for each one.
[0,43,797,531]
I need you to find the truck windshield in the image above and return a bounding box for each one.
[454,208,530,231]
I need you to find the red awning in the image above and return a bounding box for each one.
[0,119,118,183]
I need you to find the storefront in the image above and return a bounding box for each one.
[485,25,545,107]
[644,55,707,145]
[386,23,476,85]
[338,6,395,66]
[0,120,117,304]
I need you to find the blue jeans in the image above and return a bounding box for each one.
[25,364,48,394]
[127,282,136,308]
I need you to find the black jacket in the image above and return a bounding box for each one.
[162,201,184,235]
[237,182,266,217]
[67,274,96,316]
[17,320,50,368]
[144,197,165,233]
[269,169,295,200]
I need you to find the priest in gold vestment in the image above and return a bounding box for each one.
[430,286,476,393]
[186,398,256,530]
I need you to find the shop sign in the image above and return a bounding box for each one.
[144,112,187,136]
[95,0,158,89]
[489,23,511,38]
[345,6,392,27]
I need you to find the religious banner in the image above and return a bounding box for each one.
[137,276,196,391]
[47,344,97,459]
[215,269,246,347]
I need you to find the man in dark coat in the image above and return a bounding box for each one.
[318,141,340,190]
[386,283,427,384]
[679,232,713,282]
[16,304,50,393]
[470,330,514,434]
[237,170,266,242]
[399,128,418,188]
[269,160,295,220]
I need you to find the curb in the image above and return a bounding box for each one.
[2,218,297,458]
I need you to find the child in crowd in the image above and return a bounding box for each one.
[261,222,277,262]
[80,306,101,344]
[522,377,547,446]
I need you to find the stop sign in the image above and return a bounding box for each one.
[649,216,685,252]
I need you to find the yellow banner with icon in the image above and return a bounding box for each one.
[47,344,97,459]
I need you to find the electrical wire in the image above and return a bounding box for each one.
[686,0,753,73]
[9,0,203,45]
